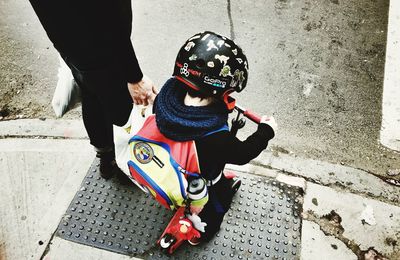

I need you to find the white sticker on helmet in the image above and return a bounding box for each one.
[215,54,230,66]
[185,42,195,51]
[207,40,219,51]
[232,48,238,55]
[207,61,215,68]
[189,54,197,61]
[180,63,190,77]
[217,40,224,47]
[236,58,243,63]
[188,35,201,41]
[225,43,231,48]
[203,76,226,88]
[201,33,210,41]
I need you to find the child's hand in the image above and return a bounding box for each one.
[190,205,204,215]
[187,214,207,232]
[260,115,277,133]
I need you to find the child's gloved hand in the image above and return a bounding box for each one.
[190,205,204,215]
[260,115,277,134]
[187,214,207,233]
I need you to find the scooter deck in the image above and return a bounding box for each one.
[56,159,303,259]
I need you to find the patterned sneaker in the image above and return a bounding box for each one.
[231,178,241,195]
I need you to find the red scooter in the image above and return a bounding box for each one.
[154,104,261,254]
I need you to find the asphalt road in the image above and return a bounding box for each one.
[1,0,399,178]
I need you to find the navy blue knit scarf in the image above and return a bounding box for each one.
[154,78,229,141]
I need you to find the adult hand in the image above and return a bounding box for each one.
[127,75,158,106]
[260,115,278,133]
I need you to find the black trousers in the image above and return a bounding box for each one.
[65,57,133,149]
[199,175,235,241]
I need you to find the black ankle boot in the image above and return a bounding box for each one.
[96,149,119,179]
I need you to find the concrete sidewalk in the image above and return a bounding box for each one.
[0,119,399,260]
[1,0,400,258]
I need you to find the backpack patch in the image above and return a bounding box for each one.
[129,136,191,210]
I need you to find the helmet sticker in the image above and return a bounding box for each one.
[225,43,231,48]
[185,42,195,51]
[231,69,245,89]
[236,58,243,64]
[176,62,201,77]
[207,61,215,68]
[232,48,238,55]
[203,76,227,88]
[220,65,232,77]
[180,63,190,77]
[215,54,230,66]
[188,34,201,41]
[189,68,201,77]
[201,33,210,41]
[217,40,225,47]
[189,54,197,61]
[207,40,219,51]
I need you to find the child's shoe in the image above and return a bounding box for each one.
[223,171,241,195]
[231,178,241,195]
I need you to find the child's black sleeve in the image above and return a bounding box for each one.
[195,123,274,180]
[222,123,275,165]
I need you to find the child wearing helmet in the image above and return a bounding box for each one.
[128,31,276,244]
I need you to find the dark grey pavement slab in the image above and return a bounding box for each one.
[56,160,303,259]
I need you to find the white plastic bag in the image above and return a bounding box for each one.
[114,105,152,176]
[51,55,81,118]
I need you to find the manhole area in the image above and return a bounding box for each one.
[56,160,303,259]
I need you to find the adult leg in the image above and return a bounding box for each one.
[80,86,114,149]
[68,61,131,179]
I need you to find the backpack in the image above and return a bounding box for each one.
[128,115,228,210]
[128,115,196,210]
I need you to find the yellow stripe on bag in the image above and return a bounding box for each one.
[129,141,187,208]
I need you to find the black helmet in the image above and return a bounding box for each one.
[173,31,248,109]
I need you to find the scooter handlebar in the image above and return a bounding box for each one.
[235,105,261,124]
[243,110,261,124]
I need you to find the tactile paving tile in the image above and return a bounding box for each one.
[56,159,303,259]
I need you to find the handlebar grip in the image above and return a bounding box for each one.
[243,110,261,124]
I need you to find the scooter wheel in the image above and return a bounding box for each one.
[159,234,176,250]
